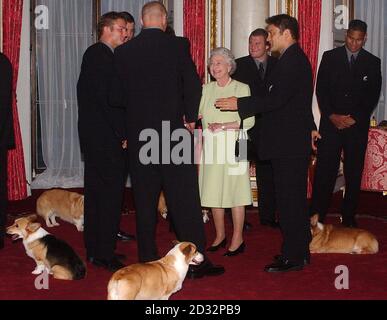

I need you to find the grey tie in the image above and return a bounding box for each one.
[350,54,356,70]
[258,62,265,80]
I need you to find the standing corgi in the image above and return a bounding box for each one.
[36,189,84,231]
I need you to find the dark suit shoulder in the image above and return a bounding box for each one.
[83,42,113,59]
[360,48,381,64]
[236,55,253,64]
[0,52,12,70]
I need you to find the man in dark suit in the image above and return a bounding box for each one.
[0,52,14,250]
[217,14,320,273]
[310,20,382,228]
[114,1,224,279]
[77,12,129,271]
[233,28,279,228]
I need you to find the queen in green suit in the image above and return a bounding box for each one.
[198,47,255,256]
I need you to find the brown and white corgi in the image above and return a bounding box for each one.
[310,214,379,254]
[107,242,204,300]
[36,189,84,231]
[6,215,86,280]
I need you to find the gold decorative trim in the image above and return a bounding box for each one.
[286,0,297,17]
[210,0,217,51]
[221,0,225,47]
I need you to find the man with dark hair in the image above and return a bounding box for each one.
[120,11,135,42]
[233,28,278,229]
[114,1,224,279]
[216,14,320,273]
[310,19,382,228]
[77,11,128,271]
[0,52,14,250]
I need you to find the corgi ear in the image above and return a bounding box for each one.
[181,243,196,257]
[310,214,319,227]
[26,222,41,233]
[28,214,38,222]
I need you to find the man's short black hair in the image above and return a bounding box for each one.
[120,11,135,24]
[348,19,367,33]
[249,28,268,41]
[97,11,123,40]
[265,14,299,41]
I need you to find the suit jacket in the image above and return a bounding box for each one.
[77,42,126,155]
[114,29,202,151]
[0,52,14,150]
[233,55,278,145]
[238,43,316,160]
[316,46,382,131]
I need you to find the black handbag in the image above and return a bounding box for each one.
[235,121,256,162]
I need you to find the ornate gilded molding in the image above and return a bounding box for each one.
[275,0,297,17]
[210,0,217,50]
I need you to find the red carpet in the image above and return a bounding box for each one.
[1,189,386,300]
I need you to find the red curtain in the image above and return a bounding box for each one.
[183,0,206,82]
[298,0,322,84]
[2,0,27,200]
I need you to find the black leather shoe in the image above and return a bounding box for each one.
[117,230,136,241]
[264,258,304,273]
[187,259,225,279]
[206,238,227,252]
[274,254,310,266]
[223,242,245,257]
[87,256,125,272]
[260,220,280,229]
[341,218,358,228]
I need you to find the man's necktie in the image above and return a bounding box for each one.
[258,62,265,80]
[350,54,356,70]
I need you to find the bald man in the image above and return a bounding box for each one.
[114,1,224,279]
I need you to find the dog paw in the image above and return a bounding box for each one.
[76,225,84,232]
[161,212,168,219]
[32,266,45,275]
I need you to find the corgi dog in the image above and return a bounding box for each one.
[6,215,86,280]
[310,214,379,254]
[158,191,210,223]
[36,189,84,231]
[107,242,204,300]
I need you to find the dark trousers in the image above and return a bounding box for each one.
[83,149,125,259]
[272,156,311,263]
[129,160,206,263]
[311,123,368,222]
[0,148,7,239]
[255,159,276,222]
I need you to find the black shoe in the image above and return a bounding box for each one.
[341,218,357,228]
[243,221,252,231]
[206,238,227,252]
[260,219,280,229]
[87,256,125,272]
[187,258,225,279]
[117,230,136,241]
[264,258,304,273]
[273,254,310,266]
[223,242,245,257]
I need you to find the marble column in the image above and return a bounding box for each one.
[231,0,269,58]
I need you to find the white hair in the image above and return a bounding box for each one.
[208,47,237,75]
